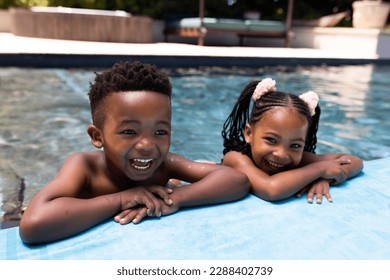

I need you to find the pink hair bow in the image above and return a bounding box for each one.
[252,78,276,101]
[299,91,319,116]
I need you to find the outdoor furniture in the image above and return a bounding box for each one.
[164,0,294,47]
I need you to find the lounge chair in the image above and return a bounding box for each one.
[164,0,294,47]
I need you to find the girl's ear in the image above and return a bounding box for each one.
[244,124,252,144]
[87,125,103,149]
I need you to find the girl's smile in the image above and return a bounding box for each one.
[245,107,308,175]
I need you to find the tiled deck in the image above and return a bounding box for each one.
[0,32,388,68]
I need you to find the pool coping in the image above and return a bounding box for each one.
[1,32,390,68]
[1,53,387,68]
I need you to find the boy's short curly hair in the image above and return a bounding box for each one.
[88,61,172,127]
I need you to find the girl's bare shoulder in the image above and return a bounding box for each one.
[222,150,251,167]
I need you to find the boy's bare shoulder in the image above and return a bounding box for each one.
[65,151,102,163]
[55,151,108,196]
[61,151,104,174]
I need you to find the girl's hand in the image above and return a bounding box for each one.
[296,179,332,204]
[306,179,332,204]
[320,159,350,185]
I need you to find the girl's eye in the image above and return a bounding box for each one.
[264,137,276,144]
[290,143,304,150]
[155,130,168,136]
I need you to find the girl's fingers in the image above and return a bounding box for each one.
[324,192,333,203]
[337,158,351,165]
[307,189,315,203]
[315,192,323,204]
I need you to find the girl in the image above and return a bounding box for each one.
[221,78,363,203]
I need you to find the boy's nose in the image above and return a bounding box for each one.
[136,137,154,151]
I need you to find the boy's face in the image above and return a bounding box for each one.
[96,91,171,182]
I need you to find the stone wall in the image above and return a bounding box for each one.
[10,7,152,43]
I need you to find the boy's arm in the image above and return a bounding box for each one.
[19,153,166,244]
[222,151,359,202]
[166,154,250,209]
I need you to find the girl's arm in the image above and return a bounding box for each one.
[165,153,250,209]
[301,152,363,182]
[222,151,360,202]
[19,153,168,244]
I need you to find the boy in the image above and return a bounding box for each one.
[19,61,249,244]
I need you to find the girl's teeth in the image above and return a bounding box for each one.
[267,160,285,168]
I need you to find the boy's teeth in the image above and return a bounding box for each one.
[134,159,152,163]
[132,159,153,170]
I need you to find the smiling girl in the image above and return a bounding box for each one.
[221,78,363,203]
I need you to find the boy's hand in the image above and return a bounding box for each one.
[114,200,179,225]
[115,186,173,225]
[114,206,150,225]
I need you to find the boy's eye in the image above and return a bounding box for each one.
[155,130,168,136]
[122,130,136,135]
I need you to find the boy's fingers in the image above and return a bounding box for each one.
[143,191,162,217]
[114,209,130,222]
[116,209,139,225]
[166,188,173,193]
[132,208,148,224]
[148,186,173,206]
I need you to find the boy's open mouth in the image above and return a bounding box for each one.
[131,158,153,170]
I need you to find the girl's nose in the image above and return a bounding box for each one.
[273,146,289,161]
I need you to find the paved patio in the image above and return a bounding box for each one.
[0,32,387,68]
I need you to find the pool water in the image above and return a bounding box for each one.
[1,64,389,227]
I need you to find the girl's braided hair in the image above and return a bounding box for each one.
[222,80,320,158]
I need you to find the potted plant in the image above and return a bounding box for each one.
[352,0,390,28]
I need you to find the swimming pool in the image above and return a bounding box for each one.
[1,64,389,227]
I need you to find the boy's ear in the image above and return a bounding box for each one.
[87,125,103,149]
[244,124,252,144]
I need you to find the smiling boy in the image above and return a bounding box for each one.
[19,61,249,244]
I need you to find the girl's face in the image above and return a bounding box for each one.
[96,91,171,183]
[244,107,308,175]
